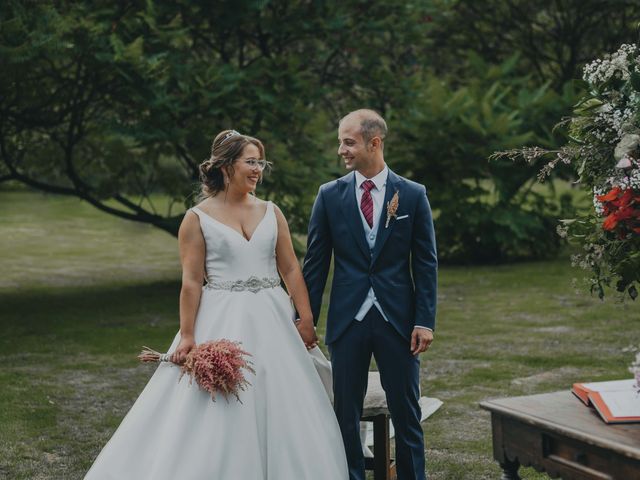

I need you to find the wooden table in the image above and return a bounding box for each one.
[480,391,640,480]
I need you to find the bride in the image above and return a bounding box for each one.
[85,130,348,479]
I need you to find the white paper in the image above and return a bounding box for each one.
[583,379,636,392]
[597,390,640,417]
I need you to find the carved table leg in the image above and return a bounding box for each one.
[499,458,521,480]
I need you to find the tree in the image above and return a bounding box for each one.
[0,0,435,238]
[6,1,635,263]
[428,0,639,88]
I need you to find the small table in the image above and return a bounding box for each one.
[480,391,640,479]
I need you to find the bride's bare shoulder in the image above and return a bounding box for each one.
[194,196,269,214]
[249,197,271,215]
[268,201,288,224]
[193,197,227,217]
[195,197,217,210]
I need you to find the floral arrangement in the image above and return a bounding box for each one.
[139,339,255,402]
[493,43,640,299]
[629,351,640,392]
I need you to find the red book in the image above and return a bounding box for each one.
[572,379,640,424]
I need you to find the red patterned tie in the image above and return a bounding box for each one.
[360,180,375,228]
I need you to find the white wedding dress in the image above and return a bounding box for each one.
[85,202,348,479]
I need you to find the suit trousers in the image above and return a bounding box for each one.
[328,307,426,480]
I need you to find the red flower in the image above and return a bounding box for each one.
[597,187,622,203]
[616,206,634,220]
[614,189,634,208]
[603,213,619,231]
[598,186,640,234]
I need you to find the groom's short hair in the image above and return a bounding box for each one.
[341,109,388,146]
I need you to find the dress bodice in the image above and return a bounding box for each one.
[190,202,279,285]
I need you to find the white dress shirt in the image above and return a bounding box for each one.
[353,166,431,331]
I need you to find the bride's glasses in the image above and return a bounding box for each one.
[243,158,270,171]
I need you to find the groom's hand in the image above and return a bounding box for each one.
[410,328,433,355]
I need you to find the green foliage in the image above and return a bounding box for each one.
[2,0,637,265]
[391,57,577,262]
[0,0,436,236]
[429,0,639,88]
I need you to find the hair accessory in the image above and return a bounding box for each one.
[220,130,241,145]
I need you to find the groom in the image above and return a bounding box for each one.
[302,109,437,480]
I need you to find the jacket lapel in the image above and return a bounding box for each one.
[338,172,370,260]
[371,170,403,265]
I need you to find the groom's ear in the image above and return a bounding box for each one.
[369,136,382,151]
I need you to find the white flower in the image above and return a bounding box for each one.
[616,155,633,169]
[583,44,639,85]
[593,186,605,215]
[614,133,640,160]
[601,159,640,190]
[592,105,635,143]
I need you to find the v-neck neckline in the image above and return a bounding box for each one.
[193,202,270,243]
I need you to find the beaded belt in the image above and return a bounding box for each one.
[204,275,281,293]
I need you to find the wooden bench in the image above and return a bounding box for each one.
[308,352,405,480]
[361,413,397,480]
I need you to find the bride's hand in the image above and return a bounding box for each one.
[295,318,318,350]
[171,335,195,364]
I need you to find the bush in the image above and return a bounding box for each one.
[390,56,578,262]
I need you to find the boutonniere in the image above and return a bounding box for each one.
[385,191,400,228]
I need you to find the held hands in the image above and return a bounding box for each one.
[171,334,196,364]
[295,318,318,350]
[410,328,433,356]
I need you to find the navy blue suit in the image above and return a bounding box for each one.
[303,169,437,480]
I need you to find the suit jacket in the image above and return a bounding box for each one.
[302,169,437,345]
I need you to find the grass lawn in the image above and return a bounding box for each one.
[1,189,638,479]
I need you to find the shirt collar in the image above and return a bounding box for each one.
[355,165,388,191]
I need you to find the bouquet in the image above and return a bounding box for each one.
[139,339,255,403]
[493,43,640,299]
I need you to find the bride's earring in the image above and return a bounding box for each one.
[223,174,230,202]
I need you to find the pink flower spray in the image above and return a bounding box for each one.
[139,340,255,403]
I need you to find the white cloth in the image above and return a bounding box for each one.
[360,396,443,457]
[85,202,348,480]
[308,347,442,457]
[353,167,431,331]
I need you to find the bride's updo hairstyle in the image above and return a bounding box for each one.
[199,129,267,197]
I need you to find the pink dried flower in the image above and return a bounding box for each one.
[139,340,255,403]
